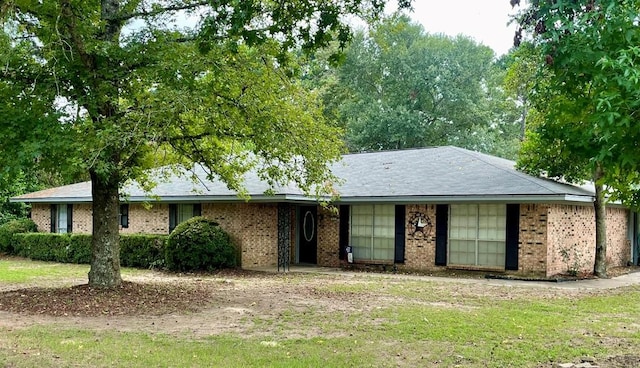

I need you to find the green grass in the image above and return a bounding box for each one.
[1,259,639,367]
[0,257,89,283]
[0,257,149,283]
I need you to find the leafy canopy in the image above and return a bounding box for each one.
[0,1,414,196]
[309,15,521,157]
[513,0,640,205]
[0,0,411,286]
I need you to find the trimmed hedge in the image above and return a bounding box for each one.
[12,233,167,268]
[0,218,38,254]
[166,216,236,271]
[14,233,92,263]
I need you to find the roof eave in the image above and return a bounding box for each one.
[9,197,92,204]
[331,194,595,204]
[11,193,596,205]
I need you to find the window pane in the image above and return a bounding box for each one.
[449,204,506,267]
[477,241,506,267]
[450,204,477,240]
[57,205,67,234]
[177,204,194,224]
[350,204,395,262]
[449,239,475,265]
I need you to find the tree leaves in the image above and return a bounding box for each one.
[513,0,640,207]
[314,15,520,157]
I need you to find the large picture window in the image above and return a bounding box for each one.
[449,204,506,268]
[350,204,395,262]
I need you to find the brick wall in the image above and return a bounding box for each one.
[32,202,280,268]
[317,206,340,267]
[31,204,51,232]
[202,203,278,268]
[29,201,632,276]
[30,203,94,233]
[545,205,629,277]
[403,204,438,270]
[546,204,595,276]
[605,207,630,268]
[31,203,169,235]
[518,204,549,276]
[73,204,93,233]
[120,204,169,234]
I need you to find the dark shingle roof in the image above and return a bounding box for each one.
[332,146,593,202]
[12,146,594,204]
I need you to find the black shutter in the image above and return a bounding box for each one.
[50,204,57,233]
[338,205,350,260]
[505,204,520,270]
[120,204,129,228]
[193,203,202,217]
[169,204,177,233]
[66,204,73,233]
[394,205,406,263]
[435,204,448,266]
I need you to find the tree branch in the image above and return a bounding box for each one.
[108,1,210,23]
[59,0,95,70]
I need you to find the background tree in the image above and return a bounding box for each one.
[512,0,640,276]
[0,0,410,287]
[312,15,521,158]
[0,171,43,225]
[503,43,542,140]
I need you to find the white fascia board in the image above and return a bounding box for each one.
[11,194,597,205]
[9,197,92,203]
[331,194,595,204]
[122,194,294,203]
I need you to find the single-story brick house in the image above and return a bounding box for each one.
[11,146,640,277]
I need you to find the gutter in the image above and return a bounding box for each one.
[11,193,595,205]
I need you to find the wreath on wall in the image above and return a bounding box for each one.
[408,212,433,240]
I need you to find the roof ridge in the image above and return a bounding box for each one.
[341,146,442,157]
[448,146,583,195]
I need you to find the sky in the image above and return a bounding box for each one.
[402,1,521,56]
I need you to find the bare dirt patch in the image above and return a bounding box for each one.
[0,266,639,368]
[0,280,216,317]
[0,268,636,340]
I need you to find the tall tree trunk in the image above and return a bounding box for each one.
[593,163,607,278]
[88,169,122,287]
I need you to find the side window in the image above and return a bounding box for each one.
[169,203,201,233]
[50,204,73,233]
[119,204,129,229]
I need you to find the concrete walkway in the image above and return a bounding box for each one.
[248,265,640,291]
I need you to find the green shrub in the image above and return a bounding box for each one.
[165,216,236,271]
[13,233,91,263]
[0,218,38,254]
[67,234,93,264]
[13,232,166,268]
[14,233,66,261]
[120,234,167,269]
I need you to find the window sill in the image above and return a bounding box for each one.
[447,264,505,272]
[352,259,394,265]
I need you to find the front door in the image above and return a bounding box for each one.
[298,206,317,264]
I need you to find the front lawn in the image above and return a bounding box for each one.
[0,257,638,367]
